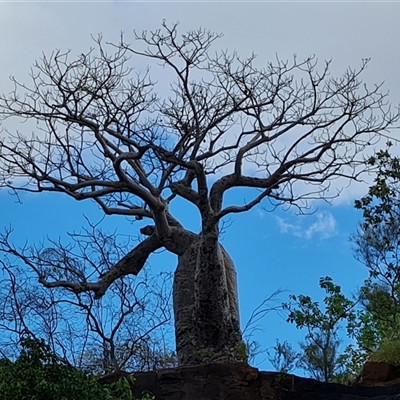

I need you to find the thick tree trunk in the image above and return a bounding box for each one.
[173,235,245,366]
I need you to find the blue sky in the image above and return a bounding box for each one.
[1,1,400,375]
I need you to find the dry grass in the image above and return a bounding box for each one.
[369,340,400,366]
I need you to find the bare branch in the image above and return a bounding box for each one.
[0,23,398,333]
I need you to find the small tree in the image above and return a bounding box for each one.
[282,277,356,382]
[297,330,342,382]
[266,340,299,374]
[0,22,398,365]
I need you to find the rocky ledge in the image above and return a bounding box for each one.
[97,361,400,400]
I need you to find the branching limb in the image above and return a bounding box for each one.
[0,225,162,300]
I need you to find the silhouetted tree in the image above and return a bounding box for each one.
[0,22,398,365]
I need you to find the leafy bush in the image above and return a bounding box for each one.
[0,337,154,400]
[369,340,400,366]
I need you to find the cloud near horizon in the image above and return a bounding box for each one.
[277,211,337,240]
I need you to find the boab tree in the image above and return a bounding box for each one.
[0,22,398,366]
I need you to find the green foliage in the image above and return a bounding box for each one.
[282,277,357,382]
[279,274,399,382]
[370,340,400,365]
[0,337,154,400]
[354,142,400,226]
[285,277,355,330]
[234,341,248,362]
[351,144,400,361]
[357,280,400,346]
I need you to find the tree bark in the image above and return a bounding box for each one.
[173,235,244,365]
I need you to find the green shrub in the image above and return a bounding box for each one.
[369,340,400,366]
[0,337,154,400]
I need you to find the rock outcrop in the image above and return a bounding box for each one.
[353,360,400,386]
[97,362,400,400]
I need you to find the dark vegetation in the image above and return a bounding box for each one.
[0,337,154,400]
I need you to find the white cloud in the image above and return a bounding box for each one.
[277,211,337,240]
